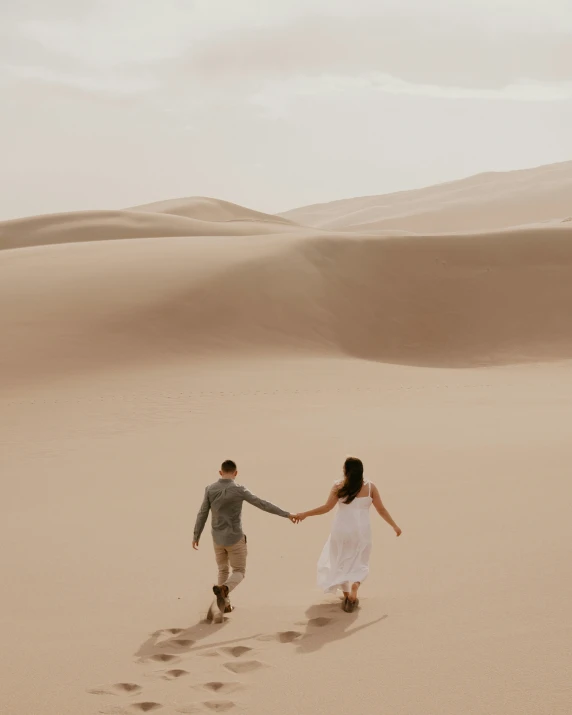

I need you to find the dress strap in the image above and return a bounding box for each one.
[368,481,372,497]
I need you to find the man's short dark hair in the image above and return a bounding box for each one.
[221,459,237,473]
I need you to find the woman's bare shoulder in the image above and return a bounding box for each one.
[330,481,342,495]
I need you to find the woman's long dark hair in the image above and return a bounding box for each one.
[337,457,364,504]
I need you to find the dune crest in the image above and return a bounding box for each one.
[0,208,302,251]
[2,225,572,390]
[280,159,572,233]
[3,160,572,391]
[127,196,296,225]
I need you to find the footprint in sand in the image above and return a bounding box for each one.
[196,682,242,695]
[99,704,162,715]
[223,660,266,675]
[152,628,183,637]
[257,631,302,644]
[203,701,236,712]
[221,646,252,658]
[176,705,238,715]
[163,668,189,680]
[88,682,142,696]
[307,617,332,627]
[150,653,179,663]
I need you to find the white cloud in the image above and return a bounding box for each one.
[3,1,572,99]
[17,0,197,67]
[252,74,572,117]
[1,63,157,94]
[1,0,572,219]
[189,14,572,91]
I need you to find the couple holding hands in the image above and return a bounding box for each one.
[193,457,401,618]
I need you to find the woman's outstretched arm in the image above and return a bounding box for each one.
[296,485,339,521]
[372,484,402,536]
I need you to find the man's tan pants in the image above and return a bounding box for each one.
[214,535,247,592]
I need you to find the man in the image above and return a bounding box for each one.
[193,459,297,618]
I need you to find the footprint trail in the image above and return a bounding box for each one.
[91,604,343,713]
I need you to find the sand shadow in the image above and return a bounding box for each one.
[295,601,387,654]
[135,616,263,663]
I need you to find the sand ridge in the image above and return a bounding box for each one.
[280,159,572,233]
[0,207,305,252]
[126,196,297,225]
[2,224,572,393]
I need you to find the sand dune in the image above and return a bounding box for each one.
[3,224,572,392]
[2,164,572,715]
[0,207,303,251]
[128,195,296,225]
[280,159,572,233]
[7,160,571,253]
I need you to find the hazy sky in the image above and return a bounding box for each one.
[2,0,572,219]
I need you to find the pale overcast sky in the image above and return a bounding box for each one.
[1,0,572,219]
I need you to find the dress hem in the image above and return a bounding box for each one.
[319,573,369,593]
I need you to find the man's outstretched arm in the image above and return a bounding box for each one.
[193,488,211,548]
[240,486,291,519]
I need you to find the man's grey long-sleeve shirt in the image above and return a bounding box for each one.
[193,478,290,546]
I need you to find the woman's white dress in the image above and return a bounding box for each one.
[317,481,373,593]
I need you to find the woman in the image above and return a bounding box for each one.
[295,457,401,612]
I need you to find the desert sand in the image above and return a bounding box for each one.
[280,159,572,233]
[1,161,571,715]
